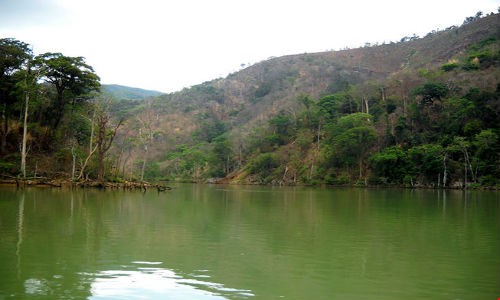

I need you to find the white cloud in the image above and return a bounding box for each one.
[1,0,498,92]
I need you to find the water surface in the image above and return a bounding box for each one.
[0,185,498,299]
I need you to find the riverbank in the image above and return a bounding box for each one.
[0,178,171,191]
[1,176,498,191]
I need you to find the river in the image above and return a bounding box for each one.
[0,185,498,299]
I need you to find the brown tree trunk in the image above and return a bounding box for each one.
[95,102,123,182]
[359,157,363,181]
[20,92,29,178]
[97,117,106,182]
[52,89,65,130]
[1,104,8,155]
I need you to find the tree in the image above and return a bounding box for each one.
[209,136,233,177]
[412,82,447,105]
[370,146,409,184]
[18,58,44,178]
[316,92,353,122]
[463,11,482,25]
[328,113,377,182]
[136,100,158,181]
[94,98,123,182]
[248,153,279,181]
[440,97,479,136]
[297,94,323,180]
[0,38,32,154]
[193,118,226,143]
[464,87,500,131]
[471,129,499,182]
[408,144,445,186]
[410,82,448,140]
[76,100,99,181]
[448,136,476,188]
[36,53,100,129]
[268,111,294,145]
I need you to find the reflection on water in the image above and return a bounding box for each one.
[0,186,499,300]
[88,261,253,300]
[24,278,49,295]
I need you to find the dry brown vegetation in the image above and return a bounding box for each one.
[111,13,499,186]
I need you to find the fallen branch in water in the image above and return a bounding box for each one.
[0,176,171,191]
[75,179,172,191]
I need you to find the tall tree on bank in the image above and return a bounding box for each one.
[36,53,100,129]
[328,113,377,182]
[95,98,123,182]
[0,38,32,155]
[19,58,44,178]
[136,100,157,181]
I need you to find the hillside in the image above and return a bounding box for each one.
[111,12,499,186]
[102,84,164,100]
[3,12,497,187]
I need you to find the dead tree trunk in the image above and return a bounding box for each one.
[20,91,29,178]
[95,100,123,182]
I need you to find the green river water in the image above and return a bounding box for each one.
[0,185,498,299]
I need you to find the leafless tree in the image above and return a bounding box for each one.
[95,98,123,182]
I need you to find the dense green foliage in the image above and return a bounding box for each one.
[0,37,120,181]
[230,72,499,187]
[140,14,499,187]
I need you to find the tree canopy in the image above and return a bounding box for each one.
[36,52,100,129]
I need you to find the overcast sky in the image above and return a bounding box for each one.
[1,0,498,93]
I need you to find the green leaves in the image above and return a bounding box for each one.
[268,111,294,145]
[0,38,32,77]
[370,146,408,183]
[36,52,100,94]
[248,153,279,177]
[316,92,355,121]
[408,144,445,182]
[412,82,447,104]
[0,38,33,102]
[208,136,233,177]
[35,52,101,129]
[325,113,377,180]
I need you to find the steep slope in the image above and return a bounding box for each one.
[149,13,498,131]
[115,13,500,184]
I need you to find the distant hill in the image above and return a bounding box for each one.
[102,84,164,100]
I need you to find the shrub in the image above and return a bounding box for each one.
[0,159,16,175]
[479,175,498,186]
[370,146,409,184]
[248,153,279,177]
[254,83,272,98]
[324,173,350,185]
[441,62,459,72]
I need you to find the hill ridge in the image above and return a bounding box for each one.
[114,13,500,185]
[103,84,164,100]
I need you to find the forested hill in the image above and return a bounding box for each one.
[1,12,499,187]
[113,12,499,187]
[153,11,498,125]
[102,84,163,100]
